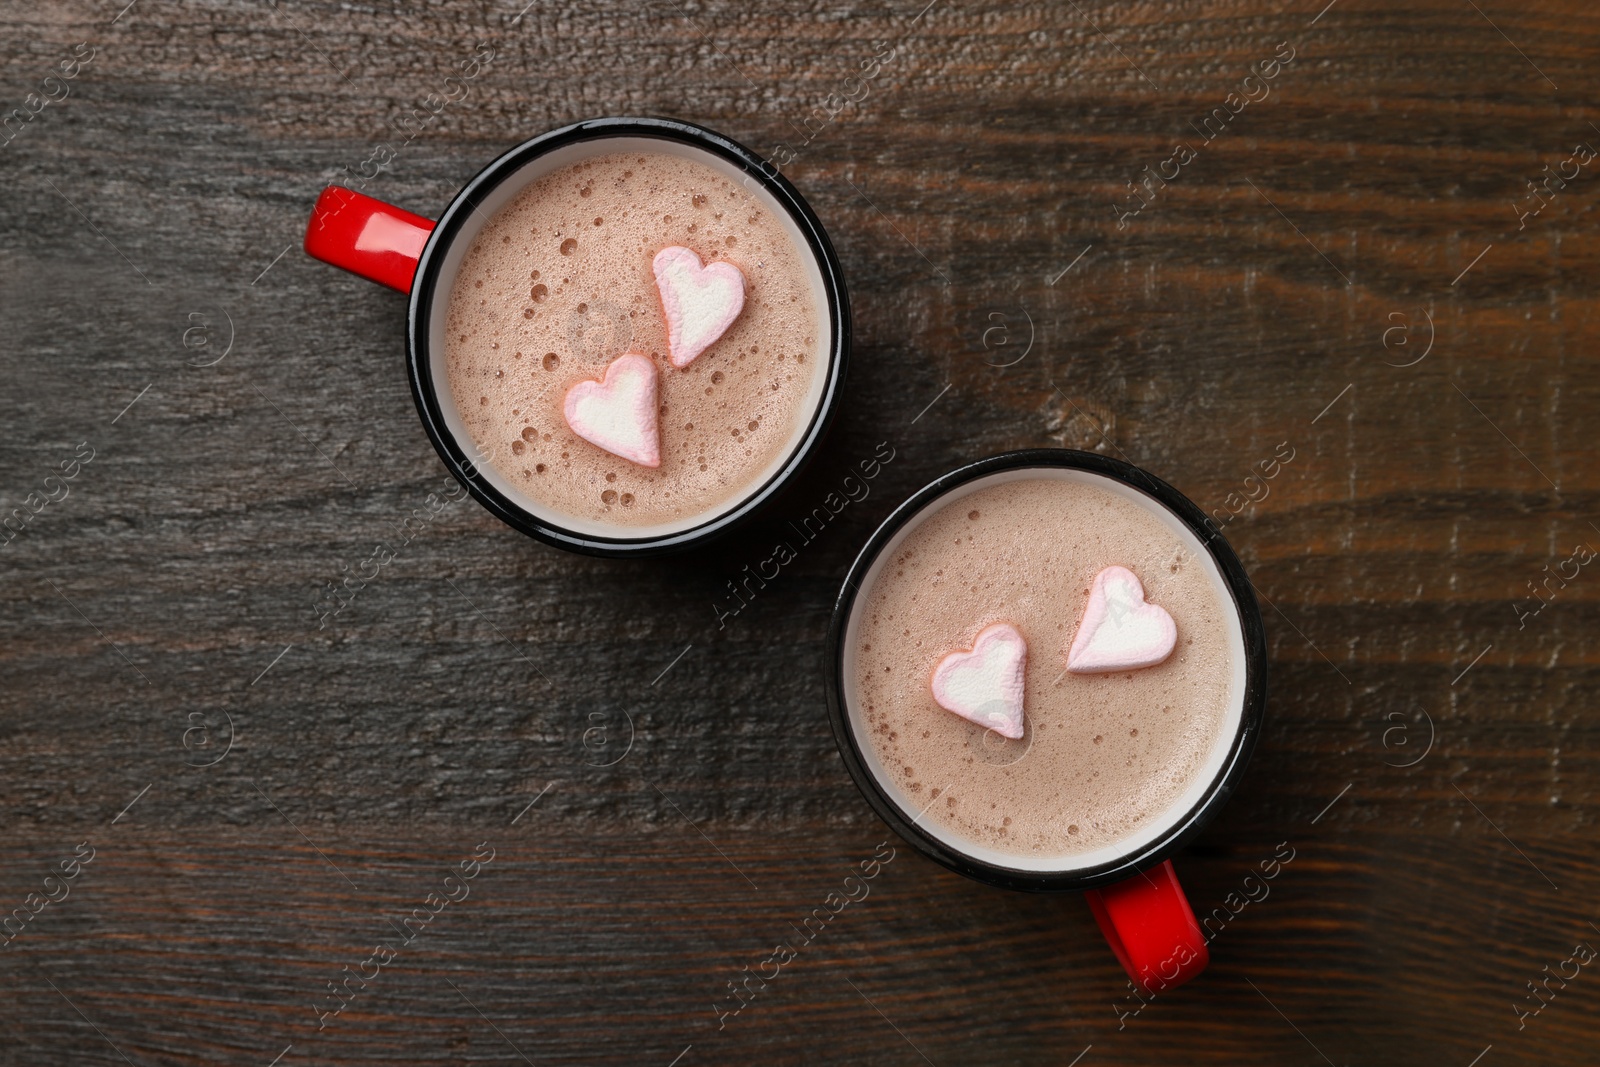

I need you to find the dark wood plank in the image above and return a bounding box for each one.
[2,0,1598,1063]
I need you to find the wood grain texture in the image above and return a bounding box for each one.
[1,0,1597,1063]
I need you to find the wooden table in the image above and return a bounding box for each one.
[2,1,1595,1063]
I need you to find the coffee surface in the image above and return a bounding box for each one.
[851,476,1236,864]
[445,151,825,529]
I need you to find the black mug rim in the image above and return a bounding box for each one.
[823,449,1269,892]
[405,116,851,557]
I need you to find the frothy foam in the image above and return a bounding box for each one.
[849,475,1239,867]
[444,151,826,529]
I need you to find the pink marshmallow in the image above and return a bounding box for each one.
[562,353,661,468]
[653,245,745,369]
[930,622,1028,740]
[1066,565,1177,673]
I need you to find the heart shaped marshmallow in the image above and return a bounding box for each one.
[653,245,745,368]
[1066,565,1177,673]
[562,353,661,468]
[930,623,1028,740]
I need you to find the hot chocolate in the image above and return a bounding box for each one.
[846,471,1246,871]
[444,150,829,535]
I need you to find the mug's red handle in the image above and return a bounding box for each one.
[1083,860,1209,992]
[303,186,436,293]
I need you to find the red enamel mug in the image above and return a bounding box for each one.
[825,449,1268,992]
[303,116,849,557]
